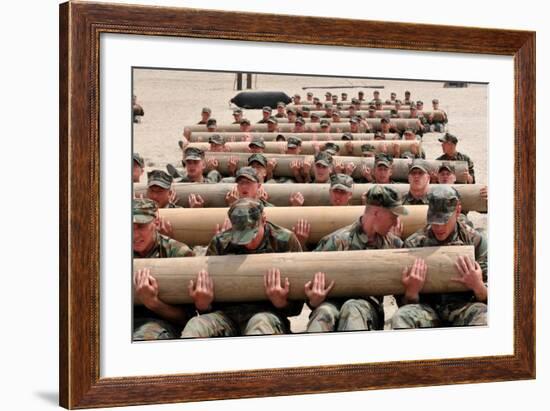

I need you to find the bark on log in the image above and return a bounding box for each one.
[133,245,474,304]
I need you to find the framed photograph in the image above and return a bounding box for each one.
[59,1,535,408]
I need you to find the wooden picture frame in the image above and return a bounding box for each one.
[59,1,535,408]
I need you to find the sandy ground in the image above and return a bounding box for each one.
[133,69,487,332]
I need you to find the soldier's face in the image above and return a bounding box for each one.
[267,123,278,132]
[207,126,217,132]
[250,163,267,181]
[374,165,392,183]
[286,146,300,155]
[288,113,296,122]
[277,107,285,114]
[209,143,225,152]
[408,169,430,190]
[330,188,353,206]
[240,124,251,131]
[236,178,260,199]
[233,113,242,121]
[146,185,170,208]
[314,163,331,182]
[294,124,305,132]
[248,146,264,154]
[350,123,359,132]
[381,123,390,133]
[433,103,439,110]
[133,220,157,254]
[133,162,143,183]
[441,141,456,156]
[201,112,210,121]
[438,170,456,184]
[431,211,459,241]
[185,159,205,179]
[262,111,271,119]
[370,207,398,236]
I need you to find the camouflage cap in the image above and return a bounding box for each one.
[201,107,211,114]
[361,143,376,153]
[320,119,331,127]
[374,131,385,140]
[432,98,439,104]
[275,134,286,141]
[310,112,320,119]
[416,100,424,106]
[249,136,266,148]
[438,161,455,173]
[368,105,376,112]
[295,117,305,125]
[358,90,365,95]
[341,132,354,141]
[427,185,460,224]
[364,185,408,216]
[248,153,267,168]
[208,134,225,145]
[408,159,429,174]
[286,107,296,114]
[324,103,333,109]
[307,92,313,97]
[240,118,251,125]
[147,169,173,189]
[133,198,158,224]
[184,147,205,161]
[405,90,411,95]
[330,173,353,192]
[301,106,311,112]
[206,118,217,127]
[323,142,340,155]
[232,108,243,114]
[294,93,301,98]
[438,132,458,144]
[325,91,332,97]
[341,92,348,97]
[351,98,360,104]
[331,111,341,118]
[262,106,272,113]
[390,92,397,97]
[228,198,264,245]
[380,117,389,124]
[314,151,333,167]
[235,166,260,183]
[409,105,417,111]
[133,152,144,168]
[287,136,302,147]
[375,153,393,168]
[349,116,359,124]
[277,101,286,108]
[395,99,402,104]
[267,117,278,125]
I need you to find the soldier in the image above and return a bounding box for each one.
[361,143,376,158]
[329,173,354,206]
[306,91,314,102]
[232,108,243,124]
[370,90,380,104]
[285,136,302,155]
[197,107,211,125]
[319,119,331,133]
[374,131,386,141]
[436,133,475,183]
[374,99,383,111]
[310,112,321,123]
[409,104,430,136]
[132,198,200,340]
[293,117,306,133]
[400,129,425,159]
[341,92,348,101]
[300,106,311,118]
[331,94,338,105]
[224,167,274,207]
[437,162,457,184]
[358,90,365,101]
[299,151,334,184]
[306,185,407,332]
[366,105,378,119]
[275,102,287,118]
[175,147,222,184]
[391,185,488,329]
[428,98,448,132]
[293,93,302,105]
[133,153,145,183]
[416,100,424,112]
[322,103,334,118]
[403,90,412,105]
[390,109,400,119]
[248,136,266,154]
[324,91,332,102]
[208,134,227,152]
[248,153,277,184]
[386,92,397,104]
[331,110,342,123]
[380,117,397,134]
[286,107,298,124]
[360,153,395,184]
[257,106,273,123]
[238,118,251,132]
[266,117,279,133]
[146,170,179,209]
[132,95,144,123]
[206,118,217,132]
[180,198,304,337]
[402,161,431,205]
[323,142,340,156]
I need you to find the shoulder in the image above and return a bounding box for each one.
[384,232,404,248]
[159,234,195,257]
[435,154,447,161]
[404,226,431,248]
[268,222,302,251]
[315,223,355,250]
[206,230,232,255]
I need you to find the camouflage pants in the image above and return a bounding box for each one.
[133,317,180,341]
[430,123,446,133]
[391,302,487,329]
[181,310,288,338]
[307,299,382,333]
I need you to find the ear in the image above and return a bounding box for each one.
[456,203,462,216]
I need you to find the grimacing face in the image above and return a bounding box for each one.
[364,206,398,236]
[236,178,260,199]
[133,219,158,255]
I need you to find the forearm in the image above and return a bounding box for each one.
[146,299,188,326]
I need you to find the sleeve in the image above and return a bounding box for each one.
[205,236,221,256]
[206,169,222,183]
[287,233,303,252]
[474,230,489,286]
[467,156,476,183]
[175,244,195,257]
[314,234,342,252]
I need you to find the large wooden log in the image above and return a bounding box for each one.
[194,153,469,183]
[135,183,486,212]
[288,103,411,110]
[157,205,428,246]
[187,132,401,142]
[133,245,474,304]
[273,110,445,121]
[186,140,420,156]
[183,119,421,137]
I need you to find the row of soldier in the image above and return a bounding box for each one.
[132,89,487,340]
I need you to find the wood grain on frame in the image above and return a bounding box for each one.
[59,1,535,408]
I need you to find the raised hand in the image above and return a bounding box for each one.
[264,268,290,309]
[304,271,335,308]
[289,192,305,207]
[158,216,174,238]
[188,193,205,208]
[401,258,427,303]
[188,269,214,311]
[224,186,240,206]
[133,268,159,309]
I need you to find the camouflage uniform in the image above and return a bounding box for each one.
[436,133,476,183]
[235,167,275,207]
[391,186,488,329]
[132,199,196,341]
[181,199,303,338]
[173,147,222,183]
[428,100,448,132]
[307,186,407,333]
[146,170,181,208]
